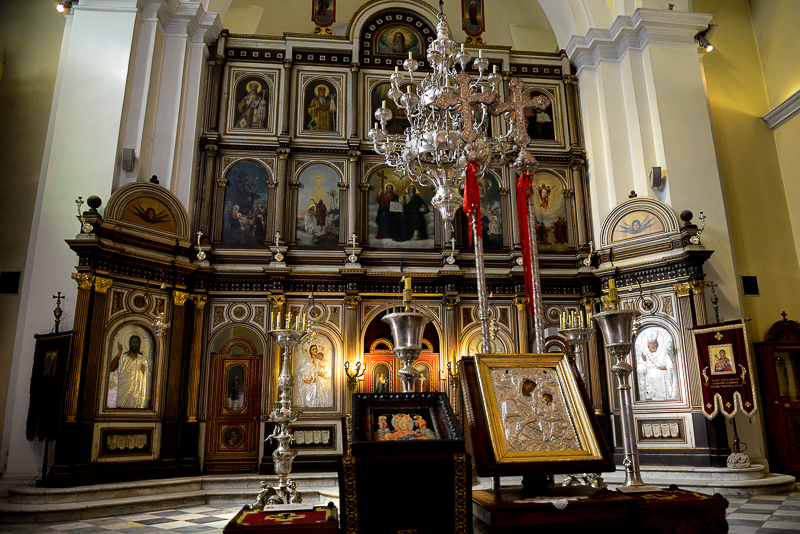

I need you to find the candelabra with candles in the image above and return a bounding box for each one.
[369,4,550,355]
[593,279,660,492]
[558,309,593,386]
[383,276,431,392]
[344,361,365,391]
[446,350,461,423]
[253,310,310,508]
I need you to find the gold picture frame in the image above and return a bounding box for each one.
[474,353,604,464]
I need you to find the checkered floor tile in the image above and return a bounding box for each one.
[2,487,799,533]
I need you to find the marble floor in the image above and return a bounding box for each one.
[1,487,798,533]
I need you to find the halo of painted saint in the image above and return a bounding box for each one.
[367,166,434,250]
[293,334,335,408]
[221,161,270,247]
[633,326,679,401]
[530,172,569,252]
[295,163,340,247]
[107,324,154,409]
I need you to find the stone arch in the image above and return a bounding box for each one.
[537,0,613,50]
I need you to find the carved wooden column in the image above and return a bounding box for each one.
[563,73,583,148]
[357,181,370,242]
[344,295,361,414]
[674,282,702,408]
[280,59,293,136]
[443,295,461,358]
[81,277,113,418]
[570,157,589,247]
[207,29,228,133]
[199,144,218,237]
[563,187,577,248]
[348,62,359,143]
[346,150,360,240]
[513,295,529,354]
[186,294,207,422]
[582,297,606,414]
[274,147,291,240]
[213,169,228,241]
[507,164,521,246]
[165,292,189,420]
[690,280,711,325]
[65,272,94,422]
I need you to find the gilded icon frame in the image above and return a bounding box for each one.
[474,353,604,464]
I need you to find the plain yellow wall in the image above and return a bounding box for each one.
[750,0,800,272]
[0,1,64,450]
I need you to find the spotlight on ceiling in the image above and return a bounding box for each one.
[56,1,74,13]
[698,36,713,53]
[56,2,65,12]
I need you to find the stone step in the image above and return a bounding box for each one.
[602,464,768,482]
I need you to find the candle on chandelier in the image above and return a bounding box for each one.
[303,312,307,331]
[408,51,413,59]
[493,64,498,73]
[461,43,464,52]
[479,49,483,58]
[395,66,399,73]
[382,100,386,108]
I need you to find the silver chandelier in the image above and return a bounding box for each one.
[368,12,514,231]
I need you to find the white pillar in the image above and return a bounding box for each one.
[567,9,743,320]
[1,0,140,482]
[173,13,221,211]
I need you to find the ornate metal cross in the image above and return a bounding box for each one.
[490,77,551,150]
[350,233,357,249]
[436,71,496,144]
[275,232,281,247]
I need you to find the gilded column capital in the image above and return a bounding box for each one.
[563,73,578,85]
[690,280,712,295]
[338,182,349,190]
[569,157,586,171]
[347,150,361,162]
[173,291,191,306]
[277,147,291,160]
[344,295,361,309]
[216,176,228,187]
[350,62,360,73]
[563,188,575,198]
[268,295,286,309]
[358,182,371,192]
[497,187,509,196]
[512,295,529,310]
[283,58,294,69]
[94,276,113,294]
[192,295,208,308]
[673,282,693,298]
[204,144,219,157]
[443,295,461,309]
[71,272,95,290]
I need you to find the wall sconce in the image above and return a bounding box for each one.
[344,361,364,392]
[698,36,713,52]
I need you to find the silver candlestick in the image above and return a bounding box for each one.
[593,289,658,492]
[383,276,431,392]
[558,325,594,387]
[253,312,308,508]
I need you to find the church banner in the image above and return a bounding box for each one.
[692,320,757,420]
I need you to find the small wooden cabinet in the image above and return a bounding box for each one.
[754,317,800,477]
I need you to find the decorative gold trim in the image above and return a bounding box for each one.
[72,272,95,290]
[464,35,485,46]
[173,291,190,306]
[94,277,113,294]
[512,295,528,310]
[343,455,358,534]
[268,295,286,309]
[690,280,711,295]
[192,295,208,308]
[347,150,361,162]
[313,26,334,36]
[454,453,468,533]
[673,282,693,298]
[277,147,291,160]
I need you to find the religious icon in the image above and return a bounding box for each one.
[460,172,503,250]
[524,90,555,141]
[371,411,439,441]
[461,0,485,37]
[43,350,57,377]
[367,166,434,250]
[611,210,665,242]
[293,335,334,408]
[634,326,680,401]
[106,325,155,409]
[226,365,245,412]
[233,76,269,129]
[370,81,411,134]
[369,362,393,393]
[295,163,340,247]
[709,344,736,376]
[304,81,337,132]
[311,0,335,27]
[221,161,270,247]
[376,26,422,55]
[530,172,569,252]
[223,426,244,448]
[413,362,432,392]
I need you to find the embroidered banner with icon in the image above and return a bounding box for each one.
[692,319,757,419]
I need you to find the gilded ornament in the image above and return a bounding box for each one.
[94,277,114,294]
[513,295,529,310]
[173,291,190,306]
[192,295,208,308]
[71,272,95,290]
[672,282,693,297]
